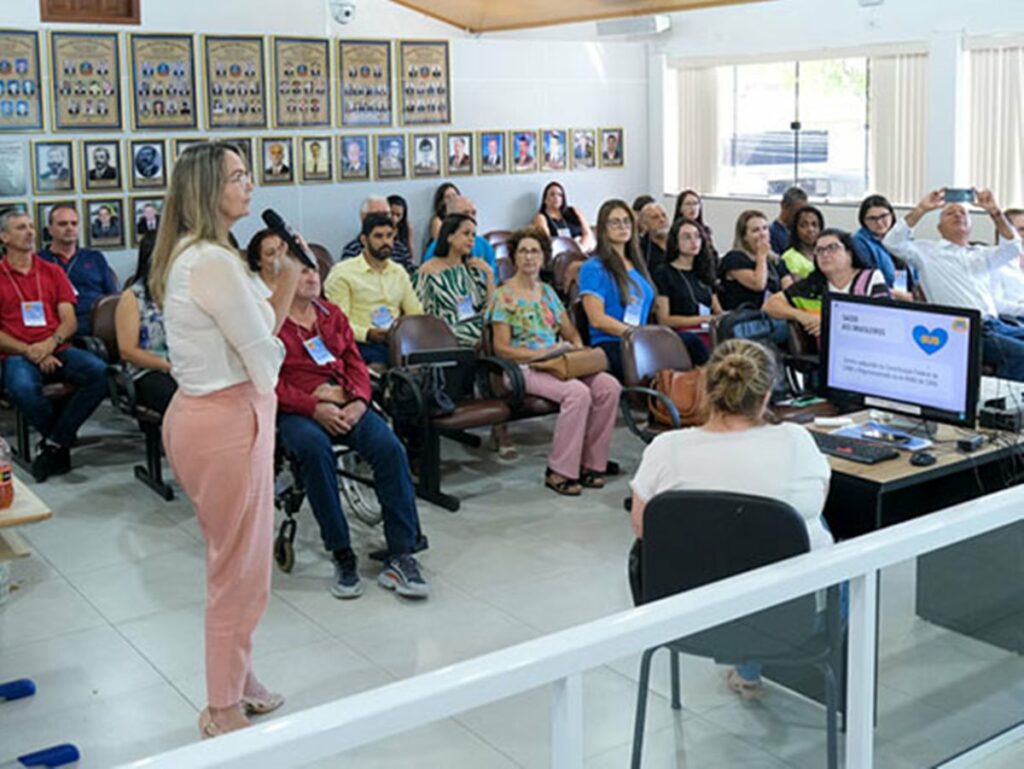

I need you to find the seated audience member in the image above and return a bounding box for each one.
[532,181,596,253]
[579,200,656,380]
[489,227,621,496]
[415,213,494,347]
[324,212,423,365]
[0,211,108,481]
[770,186,809,255]
[638,201,671,272]
[632,195,656,237]
[851,194,914,300]
[884,188,1024,381]
[630,338,832,698]
[277,264,428,599]
[338,195,414,273]
[39,203,118,335]
[115,232,175,414]
[421,196,498,276]
[388,194,416,266]
[673,189,718,258]
[718,210,794,311]
[428,182,460,242]
[245,228,289,298]
[780,205,824,279]
[765,229,890,338]
[990,208,1024,316]
[652,218,722,366]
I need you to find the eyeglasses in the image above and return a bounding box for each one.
[813,242,844,257]
[864,213,892,224]
[607,217,632,229]
[227,170,252,184]
[516,246,543,257]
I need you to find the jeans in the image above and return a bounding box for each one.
[596,340,624,381]
[277,408,419,555]
[357,342,390,366]
[3,347,108,448]
[981,317,1024,382]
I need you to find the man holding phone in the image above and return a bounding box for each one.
[884,187,1024,381]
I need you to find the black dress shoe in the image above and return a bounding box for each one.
[31,444,71,482]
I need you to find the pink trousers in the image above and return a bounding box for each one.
[521,369,621,479]
[163,382,277,709]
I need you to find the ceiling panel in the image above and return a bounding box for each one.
[390,0,771,33]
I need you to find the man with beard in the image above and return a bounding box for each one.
[324,212,422,365]
[338,195,414,272]
[639,201,671,272]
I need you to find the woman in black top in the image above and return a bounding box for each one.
[673,188,718,259]
[717,209,793,311]
[532,181,595,252]
[653,218,722,365]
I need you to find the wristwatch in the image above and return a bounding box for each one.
[52,333,65,345]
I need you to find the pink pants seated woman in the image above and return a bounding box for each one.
[521,369,621,478]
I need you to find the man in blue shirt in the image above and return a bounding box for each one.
[421,195,498,277]
[39,204,118,336]
[769,186,808,255]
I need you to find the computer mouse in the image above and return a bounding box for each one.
[910,451,937,467]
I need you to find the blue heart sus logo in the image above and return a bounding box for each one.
[912,325,948,355]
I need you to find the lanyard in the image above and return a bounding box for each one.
[2,260,43,304]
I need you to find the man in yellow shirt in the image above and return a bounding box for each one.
[324,212,423,365]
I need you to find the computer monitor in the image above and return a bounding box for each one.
[820,294,982,428]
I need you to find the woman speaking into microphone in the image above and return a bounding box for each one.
[149,142,301,738]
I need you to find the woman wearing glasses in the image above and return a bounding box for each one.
[852,194,913,300]
[489,227,620,496]
[149,142,302,739]
[579,200,656,380]
[764,229,890,338]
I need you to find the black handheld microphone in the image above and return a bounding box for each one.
[260,208,316,269]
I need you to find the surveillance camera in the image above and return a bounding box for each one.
[329,0,356,24]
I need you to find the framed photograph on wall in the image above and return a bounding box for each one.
[410,132,440,178]
[81,138,121,192]
[398,40,450,126]
[32,139,75,194]
[541,129,568,172]
[203,35,266,130]
[131,195,163,246]
[0,139,29,197]
[271,37,330,128]
[172,136,205,161]
[300,136,332,183]
[338,39,392,128]
[444,132,472,176]
[599,127,624,168]
[49,31,122,131]
[571,127,596,170]
[510,130,538,174]
[478,130,505,175]
[0,31,44,132]
[34,199,76,250]
[374,134,406,180]
[85,197,125,249]
[128,33,197,130]
[129,138,167,190]
[338,134,370,181]
[259,136,294,185]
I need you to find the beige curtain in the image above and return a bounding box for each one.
[677,67,720,196]
[869,53,928,205]
[969,47,1024,207]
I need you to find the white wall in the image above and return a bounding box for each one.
[7,0,650,278]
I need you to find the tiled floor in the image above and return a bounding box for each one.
[1,408,1021,768]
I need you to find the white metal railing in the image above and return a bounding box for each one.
[122,485,1024,769]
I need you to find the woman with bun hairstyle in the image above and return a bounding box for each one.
[629,338,832,698]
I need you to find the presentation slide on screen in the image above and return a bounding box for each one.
[827,300,972,415]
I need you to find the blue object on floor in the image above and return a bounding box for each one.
[0,679,36,702]
[12,743,81,767]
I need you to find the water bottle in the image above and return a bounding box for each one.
[0,436,12,510]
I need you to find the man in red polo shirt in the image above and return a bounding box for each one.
[0,211,108,481]
[276,264,428,600]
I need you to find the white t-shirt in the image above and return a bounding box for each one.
[631,422,833,551]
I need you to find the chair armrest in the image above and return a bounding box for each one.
[106,363,138,414]
[476,356,524,407]
[620,385,681,440]
[75,334,109,363]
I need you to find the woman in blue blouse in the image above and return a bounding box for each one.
[579,199,656,380]
[851,194,913,300]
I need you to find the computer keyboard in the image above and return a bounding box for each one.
[811,431,901,465]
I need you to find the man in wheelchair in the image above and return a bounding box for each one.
[277,264,429,600]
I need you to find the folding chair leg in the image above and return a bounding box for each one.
[134,423,174,501]
[12,408,33,471]
[414,424,460,512]
[670,649,682,710]
[631,647,658,769]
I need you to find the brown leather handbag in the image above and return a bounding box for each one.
[529,347,608,380]
[649,368,708,427]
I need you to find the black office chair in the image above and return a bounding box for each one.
[631,491,843,769]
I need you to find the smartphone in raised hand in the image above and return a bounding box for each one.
[944,187,974,204]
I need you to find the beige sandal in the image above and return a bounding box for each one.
[725,669,764,701]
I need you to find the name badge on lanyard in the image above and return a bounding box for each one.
[623,295,643,326]
[698,302,711,317]
[303,335,336,365]
[456,294,475,321]
[21,300,46,327]
[370,305,394,329]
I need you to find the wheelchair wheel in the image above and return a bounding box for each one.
[338,452,382,527]
[274,517,297,573]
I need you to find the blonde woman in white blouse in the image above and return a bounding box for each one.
[149,142,301,739]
